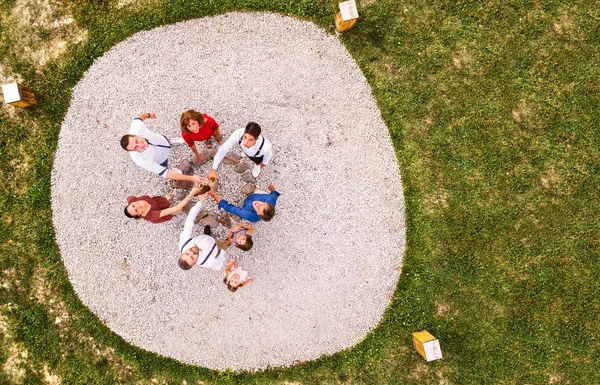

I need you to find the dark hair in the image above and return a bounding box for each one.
[180,110,206,133]
[223,277,239,292]
[123,205,141,219]
[259,204,275,221]
[120,135,134,150]
[178,256,192,270]
[236,235,253,251]
[244,122,261,139]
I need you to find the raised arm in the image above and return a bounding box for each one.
[166,170,202,183]
[210,128,243,172]
[240,222,255,236]
[159,185,200,218]
[137,112,156,121]
[178,200,204,252]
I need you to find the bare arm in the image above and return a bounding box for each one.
[166,171,202,183]
[190,144,205,162]
[208,189,222,204]
[138,112,156,121]
[158,185,201,218]
[240,223,255,236]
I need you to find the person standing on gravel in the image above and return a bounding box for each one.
[208,184,280,222]
[206,122,272,180]
[124,184,201,224]
[179,110,223,163]
[120,112,202,183]
[178,189,229,270]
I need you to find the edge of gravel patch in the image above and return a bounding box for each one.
[51,12,406,370]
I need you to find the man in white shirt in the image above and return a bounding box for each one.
[178,191,227,270]
[120,112,202,183]
[207,122,272,180]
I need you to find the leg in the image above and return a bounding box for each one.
[213,128,223,144]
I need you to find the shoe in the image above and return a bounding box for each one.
[170,137,185,145]
[172,167,183,174]
[252,164,261,178]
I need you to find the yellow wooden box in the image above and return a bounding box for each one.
[2,82,37,108]
[412,331,443,362]
[335,0,359,33]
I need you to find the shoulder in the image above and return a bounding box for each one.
[129,118,146,134]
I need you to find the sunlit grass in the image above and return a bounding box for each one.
[0,0,599,384]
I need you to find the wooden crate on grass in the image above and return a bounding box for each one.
[2,82,37,108]
[412,330,443,362]
[335,0,359,33]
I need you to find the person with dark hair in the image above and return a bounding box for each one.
[227,223,255,251]
[179,110,223,162]
[208,184,280,223]
[207,121,273,180]
[124,185,200,224]
[178,190,228,271]
[223,259,253,292]
[121,112,202,183]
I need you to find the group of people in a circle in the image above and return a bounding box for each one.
[119,110,280,292]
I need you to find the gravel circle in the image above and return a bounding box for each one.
[51,12,406,371]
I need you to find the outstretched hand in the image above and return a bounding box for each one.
[207,169,217,182]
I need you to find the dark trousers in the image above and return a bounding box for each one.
[249,155,264,165]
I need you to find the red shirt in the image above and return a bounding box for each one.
[181,114,219,146]
[126,195,173,224]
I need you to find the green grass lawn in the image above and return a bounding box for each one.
[1,0,599,384]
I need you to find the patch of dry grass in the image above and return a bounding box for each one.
[4,0,87,70]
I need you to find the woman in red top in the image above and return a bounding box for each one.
[180,110,223,162]
[124,185,200,224]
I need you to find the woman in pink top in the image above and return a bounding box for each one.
[180,110,223,162]
[124,185,200,224]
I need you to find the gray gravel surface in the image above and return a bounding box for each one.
[51,12,406,371]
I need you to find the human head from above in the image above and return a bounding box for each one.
[180,110,206,133]
[252,201,275,221]
[178,245,200,270]
[223,273,242,292]
[124,199,149,219]
[242,122,261,148]
[120,134,147,152]
[234,233,253,251]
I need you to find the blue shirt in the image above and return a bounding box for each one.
[218,191,280,222]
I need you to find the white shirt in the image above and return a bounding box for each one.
[226,266,248,283]
[179,201,226,271]
[129,118,171,177]
[212,127,272,170]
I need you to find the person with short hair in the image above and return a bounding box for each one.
[178,189,228,271]
[207,122,272,180]
[124,185,200,224]
[120,112,202,183]
[179,110,223,162]
[208,184,280,223]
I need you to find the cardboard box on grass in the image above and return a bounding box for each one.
[412,331,443,362]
